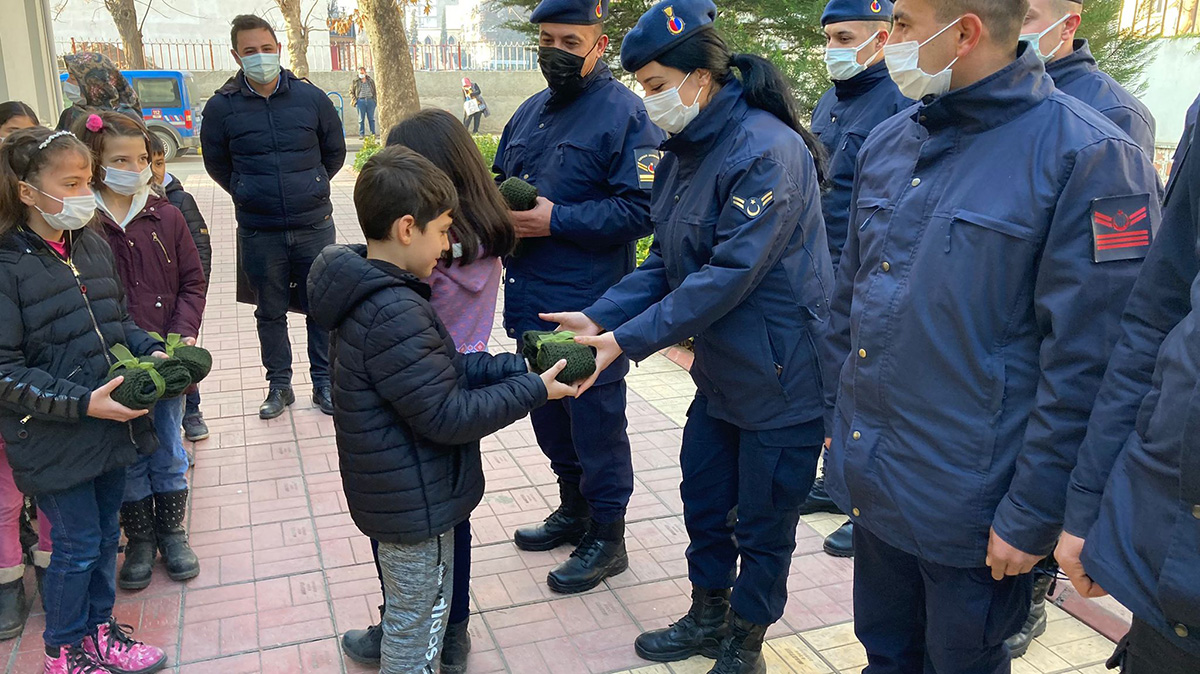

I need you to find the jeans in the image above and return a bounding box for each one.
[372,519,472,625]
[239,221,335,389]
[185,387,201,417]
[0,438,52,570]
[356,99,377,136]
[378,533,453,674]
[463,112,482,134]
[40,468,125,647]
[124,396,189,502]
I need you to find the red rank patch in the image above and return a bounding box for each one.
[1091,193,1153,263]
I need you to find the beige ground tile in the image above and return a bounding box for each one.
[821,642,868,671]
[1077,664,1111,674]
[1039,615,1103,646]
[1048,634,1117,667]
[801,513,845,537]
[668,656,718,674]
[766,635,833,674]
[627,666,673,674]
[798,621,859,652]
[1045,603,1072,622]
[1015,640,1073,673]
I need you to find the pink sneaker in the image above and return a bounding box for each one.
[82,620,166,674]
[43,643,111,674]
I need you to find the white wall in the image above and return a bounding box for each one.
[2,0,63,125]
[1139,38,1200,146]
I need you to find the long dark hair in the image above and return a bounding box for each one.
[0,101,39,129]
[656,30,827,183]
[73,110,153,191]
[0,127,92,237]
[386,109,516,265]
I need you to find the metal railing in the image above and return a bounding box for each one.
[56,38,537,73]
[1121,0,1200,36]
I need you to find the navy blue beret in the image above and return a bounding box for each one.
[821,0,893,25]
[620,0,717,73]
[530,0,608,25]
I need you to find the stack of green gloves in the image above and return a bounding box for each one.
[522,330,596,384]
[499,177,539,211]
[106,333,214,410]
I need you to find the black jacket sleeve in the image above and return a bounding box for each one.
[460,352,530,389]
[172,189,212,282]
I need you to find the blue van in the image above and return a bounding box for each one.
[60,69,202,161]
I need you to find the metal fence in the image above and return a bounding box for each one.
[56,38,537,73]
[1121,0,1200,36]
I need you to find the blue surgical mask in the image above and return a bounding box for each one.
[825,31,882,81]
[240,52,281,85]
[1019,14,1071,63]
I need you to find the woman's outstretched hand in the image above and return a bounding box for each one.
[538,312,602,337]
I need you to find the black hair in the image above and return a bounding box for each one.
[355,146,458,242]
[73,110,153,192]
[656,30,827,183]
[931,0,1028,44]
[0,102,39,129]
[385,109,516,264]
[230,14,278,50]
[0,127,92,236]
[150,134,166,156]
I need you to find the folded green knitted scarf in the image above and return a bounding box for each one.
[522,330,596,384]
[106,345,166,410]
[138,356,193,398]
[499,177,539,211]
[148,332,213,383]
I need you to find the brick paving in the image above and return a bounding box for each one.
[0,169,1121,673]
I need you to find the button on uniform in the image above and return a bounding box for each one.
[911,178,921,187]
[852,431,861,440]
[852,508,861,517]
[1175,623,1189,638]
[1192,504,1200,519]
[881,261,890,272]
[858,348,867,358]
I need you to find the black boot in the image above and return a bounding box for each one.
[154,489,200,581]
[341,604,383,665]
[798,464,843,516]
[1006,570,1054,658]
[546,519,628,594]
[823,520,854,558]
[440,617,472,673]
[635,586,729,662]
[32,550,49,613]
[0,576,27,640]
[706,612,767,674]
[119,497,157,591]
[259,388,295,420]
[514,480,589,552]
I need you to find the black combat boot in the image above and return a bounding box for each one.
[706,612,768,674]
[1006,569,1054,658]
[823,520,854,558]
[0,572,28,640]
[546,518,627,594]
[154,489,200,582]
[440,617,472,673]
[635,586,730,661]
[341,604,383,665]
[118,497,157,591]
[514,480,589,552]
[798,464,843,516]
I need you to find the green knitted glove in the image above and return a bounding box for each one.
[523,331,597,384]
[499,177,539,211]
[106,345,166,410]
[148,332,213,383]
[138,357,193,398]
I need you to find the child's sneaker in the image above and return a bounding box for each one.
[43,643,111,674]
[82,620,166,674]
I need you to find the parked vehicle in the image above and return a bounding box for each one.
[60,69,202,160]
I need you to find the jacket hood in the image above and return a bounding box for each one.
[308,244,430,331]
[64,52,141,110]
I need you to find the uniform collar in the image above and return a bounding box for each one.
[546,61,613,108]
[662,78,747,155]
[916,44,1053,134]
[833,60,891,100]
[1045,39,1097,87]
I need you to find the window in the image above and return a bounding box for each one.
[134,77,182,108]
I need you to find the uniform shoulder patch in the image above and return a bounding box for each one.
[731,191,775,218]
[636,148,661,190]
[1091,193,1152,263]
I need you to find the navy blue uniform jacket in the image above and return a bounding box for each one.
[1068,92,1200,656]
[585,81,833,431]
[493,63,663,385]
[823,47,1161,568]
[1047,40,1156,158]
[811,62,910,266]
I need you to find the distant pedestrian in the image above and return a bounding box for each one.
[351,67,377,138]
[461,77,487,133]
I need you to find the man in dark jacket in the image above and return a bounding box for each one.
[307,147,571,672]
[201,13,346,419]
[1056,93,1200,673]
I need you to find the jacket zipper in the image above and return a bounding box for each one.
[152,232,172,263]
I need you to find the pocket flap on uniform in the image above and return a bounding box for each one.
[855,196,891,211]
[951,209,1038,242]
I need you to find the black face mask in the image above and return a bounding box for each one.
[538,45,593,97]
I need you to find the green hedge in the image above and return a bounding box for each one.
[352,133,500,173]
[636,236,653,266]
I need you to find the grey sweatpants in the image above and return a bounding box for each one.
[379,533,454,674]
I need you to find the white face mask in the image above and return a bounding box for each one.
[644,72,706,135]
[241,52,281,85]
[27,185,94,231]
[825,31,882,81]
[63,81,85,105]
[1020,14,1071,63]
[103,165,151,196]
[884,17,964,100]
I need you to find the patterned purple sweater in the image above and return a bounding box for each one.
[426,254,502,354]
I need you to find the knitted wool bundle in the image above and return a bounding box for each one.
[522,330,596,384]
[139,357,193,398]
[499,177,539,211]
[147,332,213,383]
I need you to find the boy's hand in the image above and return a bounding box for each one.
[538,312,602,337]
[539,360,581,400]
[87,377,150,422]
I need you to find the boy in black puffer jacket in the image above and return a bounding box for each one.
[308,146,578,673]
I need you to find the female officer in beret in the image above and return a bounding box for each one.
[542,0,833,671]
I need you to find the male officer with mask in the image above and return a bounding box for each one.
[493,0,663,594]
[800,0,910,560]
[822,0,1162,668]
[1020,0,1156,157]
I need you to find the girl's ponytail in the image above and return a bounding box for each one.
[728,53,826,184]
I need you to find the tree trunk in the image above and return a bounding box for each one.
[358,0,421,132]
[1179,0,1197,35]
[103,0,146,68]
[275,0,311,78]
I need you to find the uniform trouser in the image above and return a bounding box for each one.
[124,396,189,502]
[239,222,334,390]
[528,379,633,524]
[1110,617,1200,674]
[378,533,453,674]
[852,523,1033,674]
[680,393,820,625]
[372,519,471,625]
